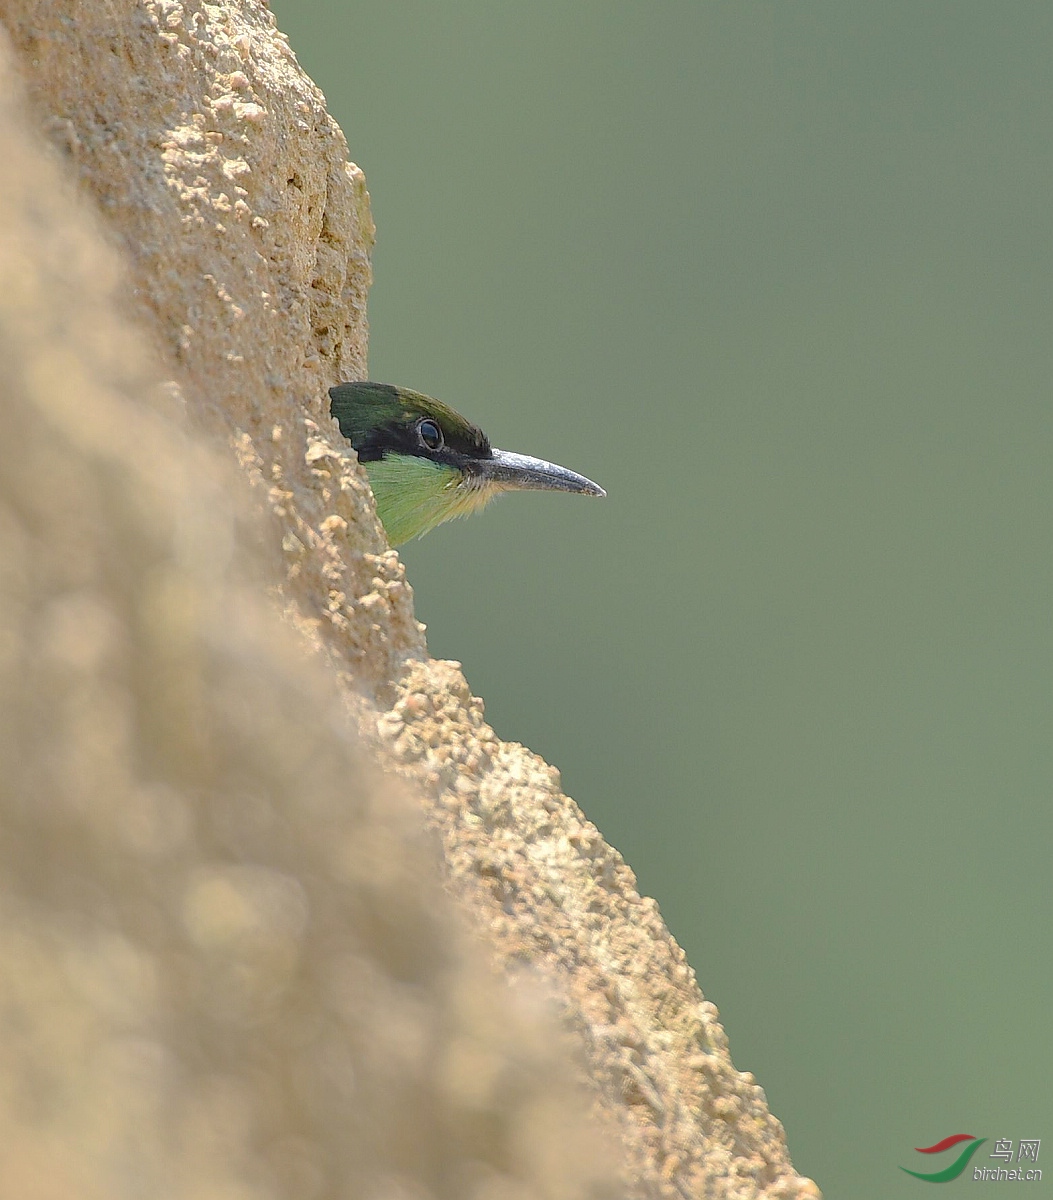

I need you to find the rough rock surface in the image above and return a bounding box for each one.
[0,32,615,1200]
[0,2,821,1197]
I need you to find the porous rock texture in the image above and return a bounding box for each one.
[0,3,821,1198]
[0,27,615,1200]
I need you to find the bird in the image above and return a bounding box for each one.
[329,381,605,545]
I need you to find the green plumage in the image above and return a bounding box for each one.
[329,382,488,457]
[328,381,605,545]
[363,454,467,546]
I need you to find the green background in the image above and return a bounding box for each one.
[272,3,1052,1195]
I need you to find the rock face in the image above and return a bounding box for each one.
[0,27,616,1200]
[0,3,820,1198]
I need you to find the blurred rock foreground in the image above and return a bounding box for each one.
[0,2,819,1198]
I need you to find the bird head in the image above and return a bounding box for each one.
[329,382,605,545]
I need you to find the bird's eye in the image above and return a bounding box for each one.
[417,418,443,450]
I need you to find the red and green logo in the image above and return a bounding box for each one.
[900,1135,987,1182]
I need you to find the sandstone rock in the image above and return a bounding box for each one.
[0,3,820,1196]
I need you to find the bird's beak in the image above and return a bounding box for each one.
[473,448,606,497]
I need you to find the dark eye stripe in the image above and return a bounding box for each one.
[418,418,443,451]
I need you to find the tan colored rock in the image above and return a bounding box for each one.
[0,27,616,1200]
[0,2,820,1197]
